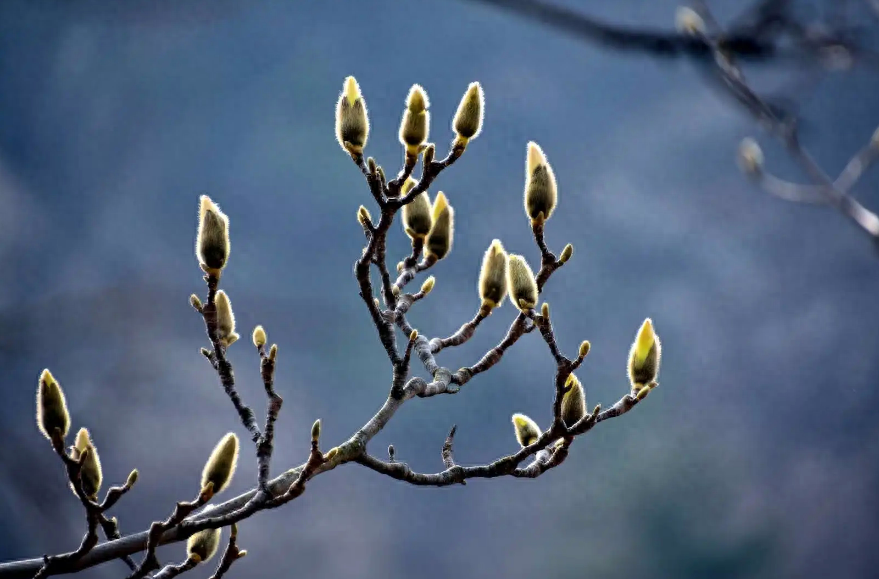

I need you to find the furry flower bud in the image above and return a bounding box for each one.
[36,369,70,442]
[335,76,370,157]
[425,192,454,261]
[506,254,538,311]
[252,325,267,348]
[627,318,661,389]
[512,413,541,447]
[453,82,484,141]
[187,526,221,563]
[214,290,239,347]
[72,428,103,499]
[196,196,230,274]
[479,239,508,310]
[399,84,430,155]
[524,142,558,225]
[201,432,239,495]
[402,178,433,241]
[421,276,436,295]
[561,374,586,428]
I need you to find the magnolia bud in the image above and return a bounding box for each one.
[421,276,436,295]
[399,84,430,155]
[524,142,558,225]
[675,6,706,36]
[511,413,541,447]
[426,192,454,261]
[201,432,239,495]
[73,428,103,499]
[190,294,203,311]
[578,340,591,358]
[559,243,573,264]
[187,527,221,563]
[357,205,372,227]
[252,325,267,348]
[126,469,139,488]
[311,419,321,443]
[36,369,70,442]
[335,76,370,157]
[453,82,484,141]
[478,239,508,310]
[401,179,432,241]
[269,344,278,361]
[507,254,538,311]
[627,318,661,389]
[737,138,764,175]
[196,196,230,273]
[561,375,586,428]
[215,291,239,347]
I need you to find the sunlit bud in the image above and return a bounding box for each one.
[190,294,203,312]
[335,76,370,157]
[36,369,70,442]
[269,344,278,361]
[73,428,103,499]
[512,413,541,447]
[478,239,508,310]
[421,276,436,295]
[675,6,706,36]
[196,196,230,274]
[126,469,139,488]
[636,385,651,400]
[399,84,430,155]
[737,138,764,175]
[201,433,239,495]
[409,329,419,341]
[366,157,377,175]
[578,340,591,358]
[311,419,321,443]
[453,82,484,141]
[561,375,586,428]
[524,142,558,225]
[252,325,267,348]
[402,179,432,241]
[540,302,550,319]
[559,243,573,264]
[426,192,454,261]
[187,527,221,563]
[423,143,436,167]
[506,254,538,311]
[357,205,372,227]
[627,318,662,389]
[214,291,239,347]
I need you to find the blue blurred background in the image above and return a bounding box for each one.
[1,1,879,578]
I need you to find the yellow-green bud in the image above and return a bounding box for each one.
[453,82,484,140]
[399,84,430,155]
[409,329,419,341]
[524,142,558,225]
[559,243,573,264]
[425,192,454,261]
[73,428,103,499]
[335,76,370,156]
[126,469,139,488]
[627,318,661,389]
[311,419,321,443]
[737,138,764,175]
[540,302,550,319]
[402,179,432,241]
[561,375,586,428]
[675,6,706,36]
[190,294,203,311]
[506,254,538,311]
[357,205,372,227]
[422,143,436,166]
[252,325,267,348]
[421,276,436,295]
[511,413,541,447]
[36,369,70,442]
[201,432,239,495]
[636,385,651,400]
[196,196,230,273]
[269,343,278,361]
[578,340,591,358]
[187,527,221,563]
[214,290,239,347]
[478,239,508,309]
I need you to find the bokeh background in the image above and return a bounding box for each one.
[1,1,878,578]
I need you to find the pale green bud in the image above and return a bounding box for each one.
[524,142,558,225]
[335,76,370,156]
[506,254,538,311]
[201,432,239,495]
[36,369,70,442]
[478,239,508,310]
